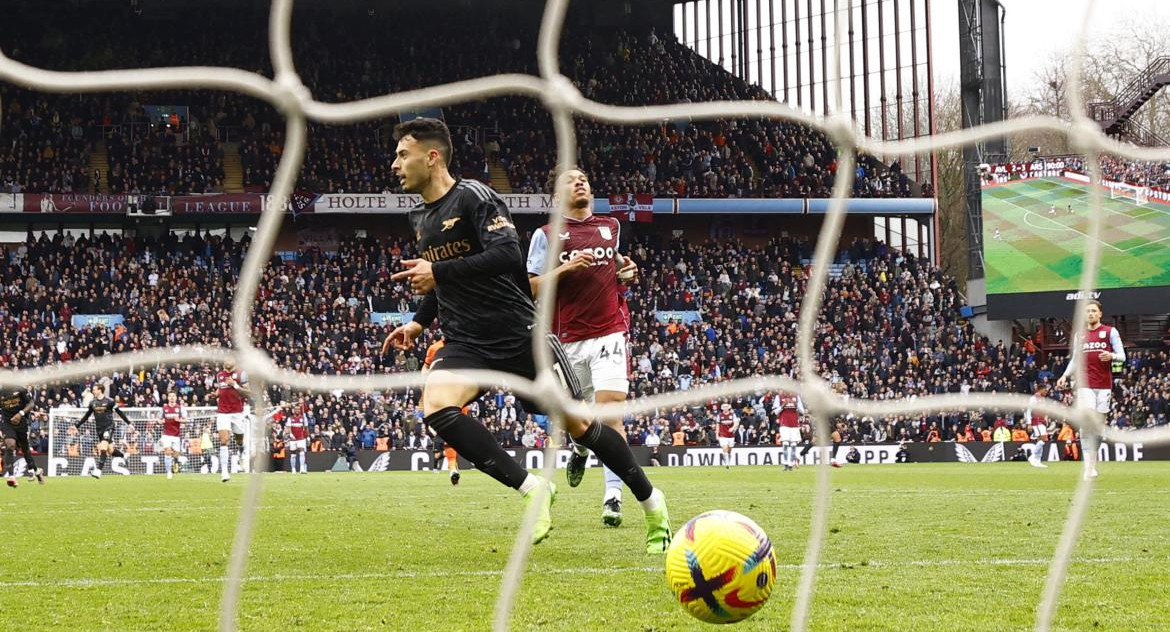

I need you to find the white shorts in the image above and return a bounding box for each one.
[562,331,628,402]
[1030,424,1049,440]
[779,426,802,443]
[159,434,184,452]
[718,437,736,449]
[287,439,306,452]
[216,412,246,435]
[1077,388,1112,414]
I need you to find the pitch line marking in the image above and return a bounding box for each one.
[1047,178,1170,221]
[2,555,1165,589]
[1000,198,1125,253]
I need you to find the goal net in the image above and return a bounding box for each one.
[1109,181,1150,206]
[47,406,242,477]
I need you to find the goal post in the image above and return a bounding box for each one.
[47,405,252,477]
[1108,182,1150,206]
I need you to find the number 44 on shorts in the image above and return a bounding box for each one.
[597,338,623,361]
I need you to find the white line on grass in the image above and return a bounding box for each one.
[1047,178,1170,221]
[5,488,1170,515]
[3,555,1165,589]
[1022,211,1077,233]
[999,198,1125,253]
[995,180,1170,252]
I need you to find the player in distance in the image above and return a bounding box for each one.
[74,383,132,479]
[159,391,188,479]
[215,360,251,482]
[382,118,670,552]
[776,393,805,471]
[2,388,42,486]
[714,403,739,469]
[1024,385,1052,469]
[284,398,309,475]
[525,168,640,526]
[1056,299,1124,479]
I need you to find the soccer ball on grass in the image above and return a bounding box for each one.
[665,510,778,624]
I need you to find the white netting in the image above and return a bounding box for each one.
[47,406,222,476]
[1109,181,1151,205]
[2,0,1170,631]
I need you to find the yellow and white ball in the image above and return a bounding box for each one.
[665,510,778,624]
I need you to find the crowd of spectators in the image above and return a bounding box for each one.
[2,9,916,199]
[105,120,225,195]
[1066,155,1170,189]
[2,228,1166,460]
[1,92,93,194]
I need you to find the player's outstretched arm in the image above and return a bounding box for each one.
[75,403,94,428]
[114,405,132,425]
[434,240,523,284]
[12,391,34,425]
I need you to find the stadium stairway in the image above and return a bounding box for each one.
[488,161,512,194]
[744,153,764,191]
[1089,56,1170,144]
[222,142,244,193]
[89,143,109,194]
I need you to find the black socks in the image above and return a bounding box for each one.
[573,422,653,502]
[425,407,530,489]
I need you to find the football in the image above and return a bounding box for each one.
[665,510,778,624]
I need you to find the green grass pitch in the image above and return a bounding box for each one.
[3,464,1169,631]
[982,177,1170,294]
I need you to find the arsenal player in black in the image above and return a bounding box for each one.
[1,388,41,486]
[75,383,133,479]
[381,118,670,553]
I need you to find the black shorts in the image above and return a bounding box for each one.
[95,425,114,443]
[0,419,28,443]
[428,334,582,415]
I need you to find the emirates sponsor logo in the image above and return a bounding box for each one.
[420,239,472,262]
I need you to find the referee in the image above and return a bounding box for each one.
[382,118,670,552]
[1,388,42,486]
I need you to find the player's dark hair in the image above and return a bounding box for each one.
[547,167,588,194]
[393,117,453,166]
[1088,299,1103,312]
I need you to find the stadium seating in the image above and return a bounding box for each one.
[2,7,1164,457]
[1,10,915,198]
[3,231,1165,456]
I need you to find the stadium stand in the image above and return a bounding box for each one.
[1,5,1163,461]
[1,9,915,198]
[2,231,1165,458]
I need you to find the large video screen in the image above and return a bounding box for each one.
[982,167,1170,319]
